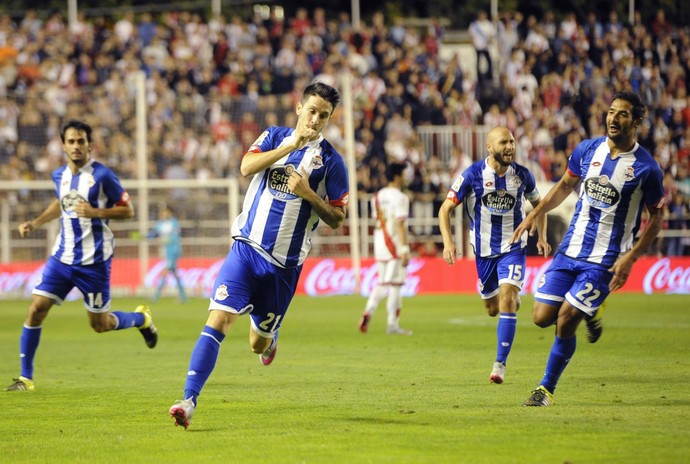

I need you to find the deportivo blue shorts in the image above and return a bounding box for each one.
[209,240,301,337]
[33,256,112,313]
[475,248,527,299]
[534,253,613,317]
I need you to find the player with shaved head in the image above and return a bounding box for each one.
[439,127,550,385]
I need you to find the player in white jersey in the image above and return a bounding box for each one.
[513,91,665,406]
[358,162,413,335]
[170,82,349,429]
[439,127,550,384]
[5,120,157,393]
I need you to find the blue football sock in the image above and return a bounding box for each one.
[19,325,42,380]
[496,313,517,364]
[184,325,226,406]
[540,335,577,394]
[111,311,145,330]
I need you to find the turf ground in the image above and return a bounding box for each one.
[1,293,689,463]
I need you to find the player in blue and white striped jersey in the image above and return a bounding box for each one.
[513,91,665,406]
[439,127,550,385]
[170,82,348,429]
[5,120,157,393]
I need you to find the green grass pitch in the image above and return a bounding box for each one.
[1,293,689,463]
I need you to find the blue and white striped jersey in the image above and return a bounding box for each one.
[232,126,349,268]
[447,158,539,258]
[51,160,129,266]
[559,137,665,267]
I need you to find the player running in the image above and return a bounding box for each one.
[169,82,348,429]
[439,126,550,385]
[513,91,665,406]
[6,119,157,392]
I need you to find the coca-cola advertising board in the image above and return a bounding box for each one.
[1,256,690,298]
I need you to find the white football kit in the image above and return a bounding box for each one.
[371,186,409,284]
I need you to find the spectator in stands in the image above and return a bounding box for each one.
[652,8,673,41]
[409,166,439,237]
[497,12,520,74]
[666,192,689,256]
[468,10,496,82]
[2,6,690,257]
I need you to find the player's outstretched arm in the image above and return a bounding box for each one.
[511,173,578,244]
[18,199,61,237]
[529,198,552,257]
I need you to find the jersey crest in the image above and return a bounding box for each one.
[61,190,87,218]
[268,164,299,201]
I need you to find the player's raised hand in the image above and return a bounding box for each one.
[292,126,318,150]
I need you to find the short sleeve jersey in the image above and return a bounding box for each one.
[559,137,665,266]
[51,160,129,265]
[232,126,349,268]
[371,186,409,261]
[446,158,539,258]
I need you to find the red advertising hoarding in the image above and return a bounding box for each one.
[1,256,689,298]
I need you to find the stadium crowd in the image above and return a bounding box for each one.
[0,6,689,255]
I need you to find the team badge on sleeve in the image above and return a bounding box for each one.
[450,175,464,192]
[251,130,269,149]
